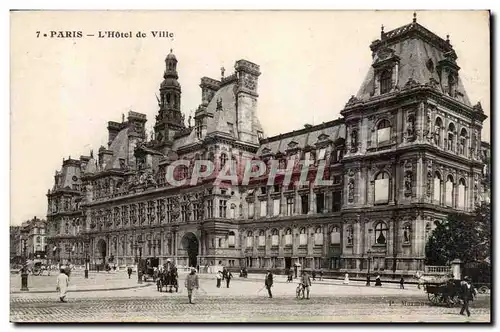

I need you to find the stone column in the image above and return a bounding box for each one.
[294,187,300,215]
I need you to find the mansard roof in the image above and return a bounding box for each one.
[356,21,472,107]
[257,119,345,156]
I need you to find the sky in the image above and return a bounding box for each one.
[10,10,490,226]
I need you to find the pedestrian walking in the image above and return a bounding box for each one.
[343,272,349,285]
[301,271,312,299]
[265,269,274,298]
[226,271,233,288]
[216,271,222,288]
[287,269,293,282]
[375,274,382,287]
[312,270,316,281]
[459,276,477,317]
[185,267,199,304]
[319,269,323,281]
[400,276,405,289]
[56,267,69,303]
[127,266,132,279]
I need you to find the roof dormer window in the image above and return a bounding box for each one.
[380,69,392,94]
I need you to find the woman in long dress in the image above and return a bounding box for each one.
[56,267,69,302]
[343,272,349,285]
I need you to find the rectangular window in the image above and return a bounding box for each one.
[299,233,307,246]
[285,234,292,246]
[246,236,253,248]
[272,234,279,246]
[301,194,309,214]
[260,200,267,217]
[286,197,294,216]
[374,177,389,204]
[258,234,265,247]
[207,200,213,218]
[377,127,391,144]
[248,202,254,218]
[273,199,280,216]
[332,191,342,212]
[316,193,325,213]
[260,187,267,195]
[228,234,235,247]
[219,200,227,218]
[318,148,327,160]
[314,233,323,246]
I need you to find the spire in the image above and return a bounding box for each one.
[221,66,225,80]
[381,24,384,39]
[446,34,450,44]
[413,12,417,24]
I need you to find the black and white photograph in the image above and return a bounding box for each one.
[9,10,491,323]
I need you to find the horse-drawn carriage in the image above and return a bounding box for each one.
[140,257,159,282]
[156,259,179,293]
[424,278,463,306]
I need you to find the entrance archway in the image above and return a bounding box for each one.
[181,232,199,267]
[97,239,107,264]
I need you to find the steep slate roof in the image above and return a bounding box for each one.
[356,22,471,106]
[105,127,129,170]
[257,121,346,157]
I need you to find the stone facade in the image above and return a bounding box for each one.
[10,217,47,262]
[46,18,489,276]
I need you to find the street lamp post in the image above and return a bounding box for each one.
[138,239,143,284]
[366,249,372,286]
[20,238,29,291]
[84,237,90,279]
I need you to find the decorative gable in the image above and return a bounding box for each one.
[287,141,299,149]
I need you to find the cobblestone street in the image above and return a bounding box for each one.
[10,274,491,323]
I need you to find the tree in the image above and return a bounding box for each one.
[425,202,491,265]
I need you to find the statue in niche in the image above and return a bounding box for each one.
[404,171,413,196]
[406,115,415,141]
[403,228,410,243]
[348,179,355,203]
[426,172,432,197]
[350,129,358,152]
[434,126,440,145]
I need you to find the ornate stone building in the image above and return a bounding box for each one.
[46,17,489,276]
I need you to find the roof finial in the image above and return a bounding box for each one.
[170,48,173,53]
[221,66,225,79]
[446,34,450,44]
[413,12,417,23]
[380,24,385,39]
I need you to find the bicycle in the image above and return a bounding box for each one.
[296,283,305,299]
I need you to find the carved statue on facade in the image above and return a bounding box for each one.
[405,115,415,142]
[350,128,358,152]
[433,126,440,145]
[347,179,355,203]
[426,172,432,197]
[404,171,413,196]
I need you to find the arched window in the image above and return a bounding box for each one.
[220,153,228,170]
[445,175,454,207]
[228,231,235,247]
[271,229,279,246]
[459,128,467,155]
[246,231,253,248]
[447,123,456,152]
[258,230,265,247]
[284,228,292,246]
[218,238,223,248]
[375,222,387,245]
[434,172,442,204]
[377,119,391,144]
[403,224,411,244]
[299,227,307,246]
[346,226,353,245]
[229,204,236,219]
[374,172,390,204]
[330,226,340,245]
[434,117,443,146]
[36,236,41,244]
[314,227,323,246]
[380,70,393,94]
[458,178,466,210]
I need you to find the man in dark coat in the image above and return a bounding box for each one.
[400,276,405,289]
[375,274,382,286]
[265,269,274,298]
[127,266,132,279]
[226,271,233,288]
[459,276,477,317]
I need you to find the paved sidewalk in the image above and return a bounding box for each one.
[10,270,153,294]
